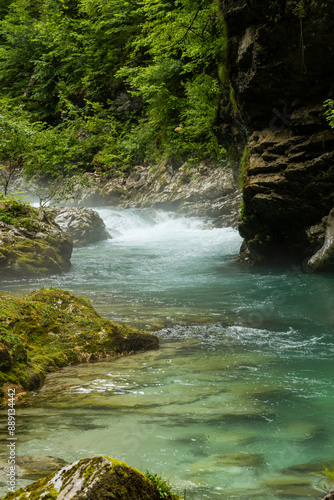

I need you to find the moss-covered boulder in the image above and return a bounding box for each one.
[0,289,158,405]
[0,197,72,279]
[3,456,180,500]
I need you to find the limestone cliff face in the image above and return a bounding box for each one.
[221,0,334,267]
[71,163,241,228]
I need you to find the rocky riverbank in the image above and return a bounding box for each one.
[0,198,113,279]
[0,197,72,279]
[69,162,242,228]
[0,288,158,407]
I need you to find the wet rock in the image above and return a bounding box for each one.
[263,474,319,498]
[307,208,334,271]
[322,492,334,500]
[3,456,179,499]
[238,118,334,266]
[0,198,72,279]
[215,452,264,467]
[281,461,329,475]
[50,207,110,247]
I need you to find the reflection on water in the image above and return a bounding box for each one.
[0,209,333,499]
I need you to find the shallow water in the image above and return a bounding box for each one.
[1,208,334,499]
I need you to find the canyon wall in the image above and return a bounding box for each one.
[221,0,334,268]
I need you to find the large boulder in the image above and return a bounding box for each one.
[0,198,72,279]
[50,207,110,247]
[307,208,334,271]
[3,456,179,499]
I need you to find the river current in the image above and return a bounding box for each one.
[1,208,334,499]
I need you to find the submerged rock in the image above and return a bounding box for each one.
[0,288,158,406]
[50,207,110,247]
[0,455,68,481]
[3,456,180,499]
[0,198,72,279]
[262,474,319,499]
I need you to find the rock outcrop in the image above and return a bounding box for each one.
[3,456,179,500]
[307,208,334,271]
[70,163,241,228]
[0,288,158,405]
[0,198,72,279]
[50,207,110,247]
[221,0,334,266]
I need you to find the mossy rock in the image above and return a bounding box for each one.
[3,456,180,499]
[0,289,158,405]
[0,197,72,279]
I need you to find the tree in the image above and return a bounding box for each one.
[0,100,38,195]
[0,0,229,168]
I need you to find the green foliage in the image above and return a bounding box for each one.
[0,0,228,170]
[267,0,305,22]
[145,471,180,500]
[267,0,286,22]
[315,463,334,491]
[0,196,38,230]
[0,100,40,195]
[324,99,334,129]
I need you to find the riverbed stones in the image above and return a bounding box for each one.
[50,207,110,247]
[262,474,319,498]
[0,455,68,481]
[2,456,179,500]
[0,198,72,279]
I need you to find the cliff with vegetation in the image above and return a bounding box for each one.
[220,0,334,267]
[0,0,333,265]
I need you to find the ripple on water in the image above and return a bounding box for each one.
[1,209,333,499]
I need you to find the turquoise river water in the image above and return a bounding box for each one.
[1,208,334,499]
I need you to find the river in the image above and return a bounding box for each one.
[1,208,334,499]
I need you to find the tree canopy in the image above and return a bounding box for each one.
[0,0,228,189]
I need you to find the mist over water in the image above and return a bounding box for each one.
[1,208,334,499]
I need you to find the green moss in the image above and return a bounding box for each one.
[0,196,72,279]
[0,289,159,406]
[229,85,240,114]
[0,197,40,230]
[4,456,181,500]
